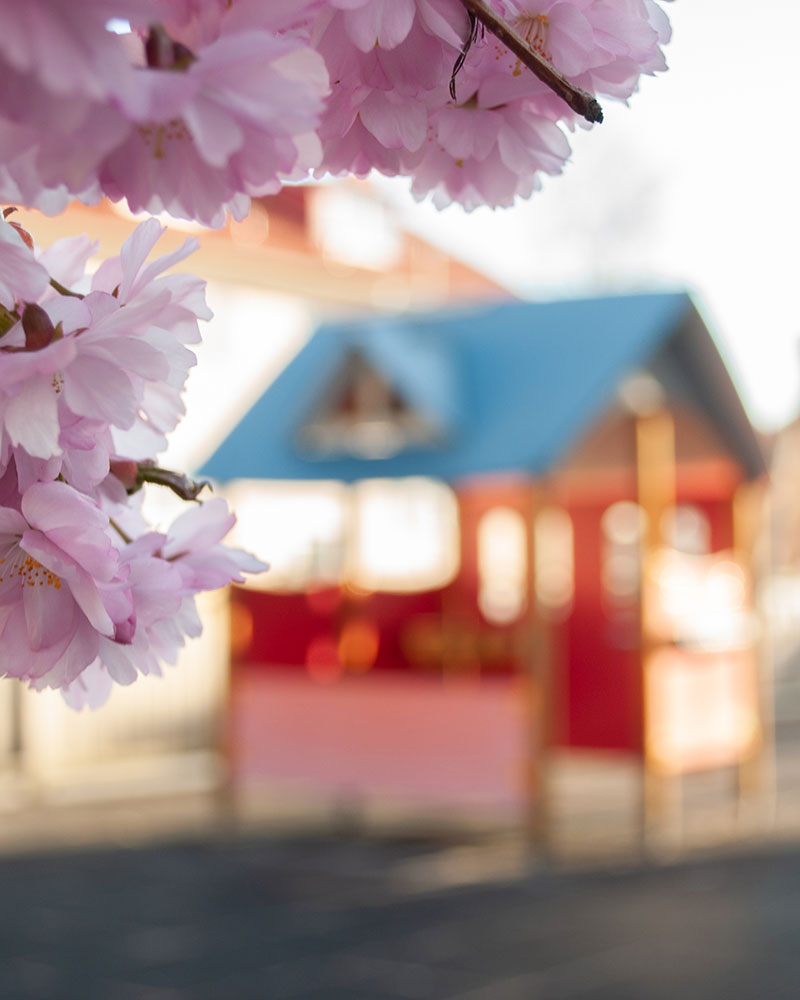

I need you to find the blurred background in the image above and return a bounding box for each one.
[5,1,800,995]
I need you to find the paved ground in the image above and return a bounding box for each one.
[3,833,800,1000]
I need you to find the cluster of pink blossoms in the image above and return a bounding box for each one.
[0,0,672,223]
[0,214,266,708]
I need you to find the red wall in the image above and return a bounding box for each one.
[230,480,740,760]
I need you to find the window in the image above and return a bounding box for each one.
[350,478,459,592]
[478,507,528,624]
[225,481,348,591]
[661,504,711,555]
[227,477,459,594]
[534,506,574,619]
[601,501,647,604]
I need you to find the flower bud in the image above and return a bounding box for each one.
[110,460,140,492]
[21,302,55,350]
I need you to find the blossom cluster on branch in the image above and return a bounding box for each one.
[0,0,672,224]
[0,214,266,708]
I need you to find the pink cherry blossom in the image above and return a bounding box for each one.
[0,481,127,685]
[45,499,267,709]
[0,0,155,102]
[0,0,671,216]
[97,21,329,227]
[407,100,571,209]
[310,0,672,208]
[163,497,268,592]
[0,219,208,478]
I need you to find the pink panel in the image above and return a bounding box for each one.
[230,670,530,813]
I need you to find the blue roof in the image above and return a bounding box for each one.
[201,292,760,483]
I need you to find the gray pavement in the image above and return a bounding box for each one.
[2,833,800,999]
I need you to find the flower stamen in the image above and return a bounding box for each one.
[511,13,550,74]
[0,552,61,590]
[138,120,191,161]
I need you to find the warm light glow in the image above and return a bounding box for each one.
[338,619,380,673]
[708,560,747,609]
[647,549,754,649]
[478,506,528,624]
[350,478,459,592]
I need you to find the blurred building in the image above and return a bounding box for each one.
[204,292,770,846]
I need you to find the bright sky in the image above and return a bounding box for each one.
[381,0,800,432]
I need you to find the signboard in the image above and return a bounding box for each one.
[642,549,761,775]
[645,647,760,775]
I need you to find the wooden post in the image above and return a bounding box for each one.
[215,586,239,836]
[525,484,554,854]
[441,491,478,680]
[733,479,775,828]
[635,410,678,847]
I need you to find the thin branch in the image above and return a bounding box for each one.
[49,277,84,299]
[457,0,603,124]
[109,517,133,545]
[136,464,212,502]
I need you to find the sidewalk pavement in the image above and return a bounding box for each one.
[3,831,800,999]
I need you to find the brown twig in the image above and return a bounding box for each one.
[457,0,603,124]
[49,277,84,299]
[109,517,133,545]
[135,463,212,502]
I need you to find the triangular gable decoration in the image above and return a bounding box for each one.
[297,347,441,459]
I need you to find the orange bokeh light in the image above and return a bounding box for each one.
[338,618,380,673]
[230,601,254,659]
